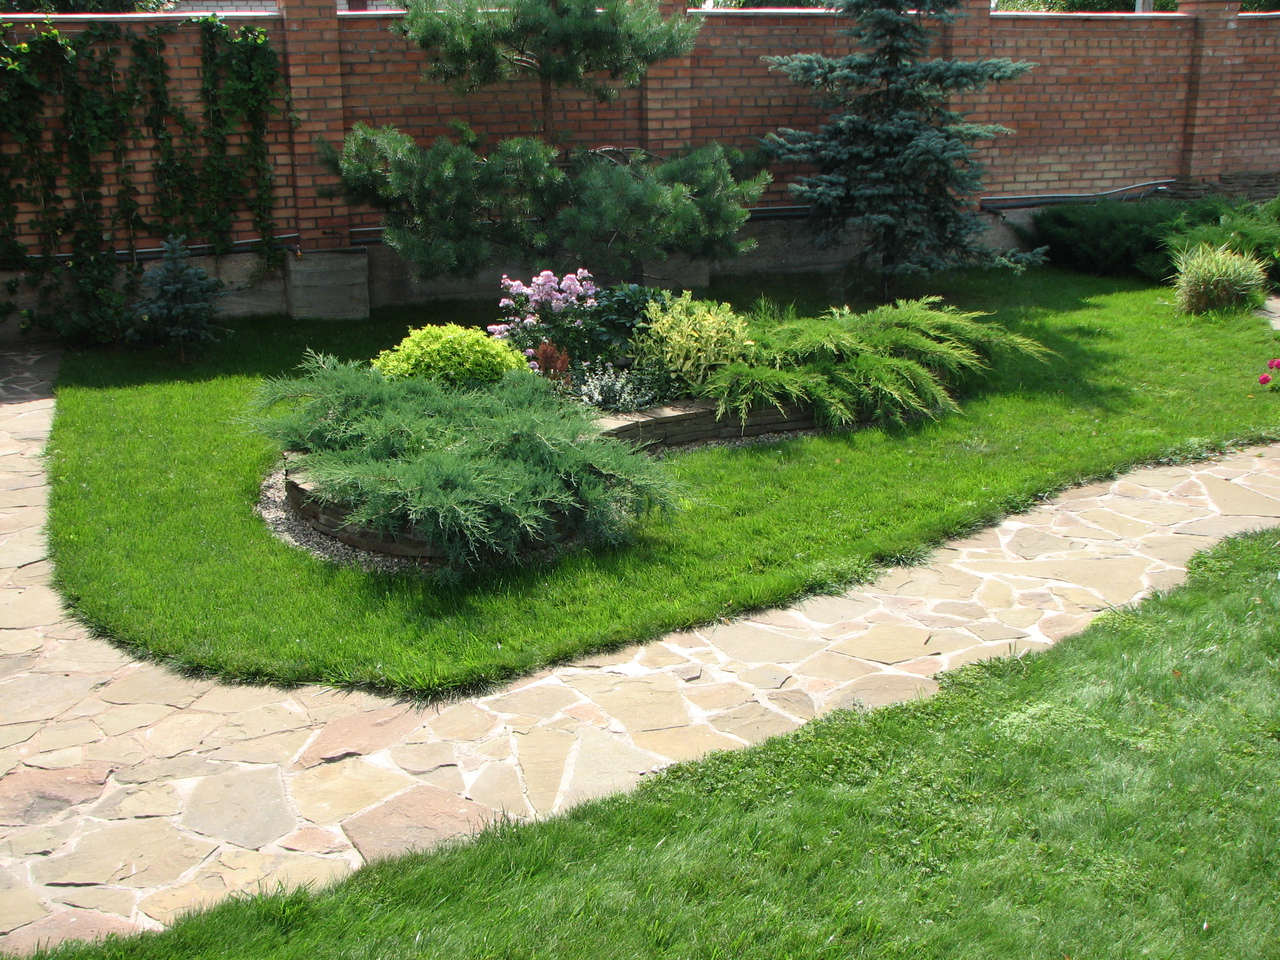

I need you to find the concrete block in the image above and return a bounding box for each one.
[188,254,286,317]
[285,249,370,320]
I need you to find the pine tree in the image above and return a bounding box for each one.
[403,0,699,142]
[327,0,767,281]
[766,0,1036,301]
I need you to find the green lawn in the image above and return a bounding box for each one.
[46,267,1280,697]
[43,529,1280,959]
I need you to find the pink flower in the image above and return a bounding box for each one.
[1260,373,1273,386]
[1269,359,1280,370]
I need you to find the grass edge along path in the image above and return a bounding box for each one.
[45,268,1280,697]
[38,528,1280,959]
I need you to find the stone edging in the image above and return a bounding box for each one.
[286,400,819,558]
[284,477,450,560]
[596,399,816,446]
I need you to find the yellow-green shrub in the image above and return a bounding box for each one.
[372,323,526,385]
[630,292,748,389]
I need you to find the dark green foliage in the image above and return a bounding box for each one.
[327,128,766,280]
[401,0,698,140]
[332,0,763,281]
[249,353,679,568]
[326,126,565,281]
[590,283,670,344]
[556,144,767,278]
[701,296,1049,425]
[0,20,285,342]
[0,0,163,11]
[1032,198,1231,279]
[766,0,1037,301]
[1164,196,1280,286]
[131,236,224,360]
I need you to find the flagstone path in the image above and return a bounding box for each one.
[4,346,1280,956]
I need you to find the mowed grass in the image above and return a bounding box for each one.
[43,530,1280,959]
[47,267,1280,696]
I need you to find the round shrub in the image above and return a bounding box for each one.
[1172,244,1269,315]
[251,354,678,568]
[372,323,526,384]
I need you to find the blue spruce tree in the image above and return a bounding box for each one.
[767,0,1036,301]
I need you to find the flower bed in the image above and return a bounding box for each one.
[266,271,1047,565]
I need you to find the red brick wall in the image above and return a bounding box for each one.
[2,12,296,253]
[4,0,1277,254]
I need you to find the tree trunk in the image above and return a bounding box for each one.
[880,236,898,303]
[540,75,555,142]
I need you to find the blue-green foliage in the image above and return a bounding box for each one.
[765,0,1037,300]
[131,235,224,358]
[249,354,679,568]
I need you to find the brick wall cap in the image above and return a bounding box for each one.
[0,10,279,19]
[698,7,838,16]
[992,10,1186,18]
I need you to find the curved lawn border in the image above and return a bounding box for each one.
[44,269,1280,698]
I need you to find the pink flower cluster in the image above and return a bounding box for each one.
[1260,358,1280,386]
[487,269,597,338]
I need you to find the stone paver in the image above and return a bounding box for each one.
[4,346,1280,954]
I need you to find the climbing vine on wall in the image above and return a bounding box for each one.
[0,17,287,342]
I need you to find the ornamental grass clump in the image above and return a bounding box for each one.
[1172,243,1269,315]
[250,352,679,568]
[372,323,526,384]
[1164,196,1280,286]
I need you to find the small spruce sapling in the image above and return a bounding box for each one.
[132,236,224,362]
[766,0,1040,301]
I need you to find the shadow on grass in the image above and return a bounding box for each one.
[56,298,498,392]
